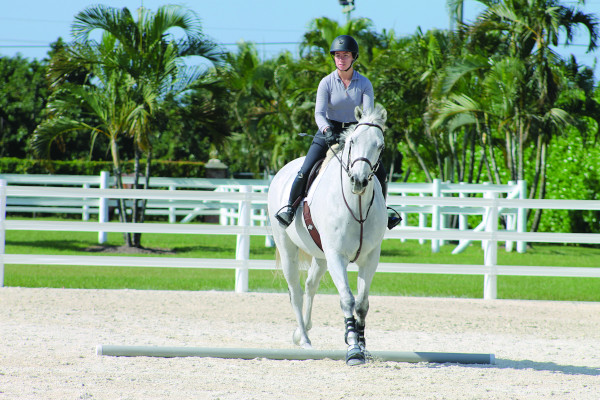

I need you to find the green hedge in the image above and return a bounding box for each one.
[0,158,206,178]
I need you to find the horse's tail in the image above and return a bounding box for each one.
[275,248,281,269]
[275,248,312,271]
[298,249,312,271]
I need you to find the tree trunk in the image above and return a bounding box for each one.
[476,117,494,183]
[467,127,476,183]
[518,120,525,181]
[405,130,433,182]
[485,123,501,184]
[110,138,132,247]
[504,128,512,180]
[131,147,142,248]
[527,132,547,229]
[531,139,548,232]
[427,125,444,181]
[132,148,152,248]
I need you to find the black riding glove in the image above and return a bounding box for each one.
[323,128,337,147]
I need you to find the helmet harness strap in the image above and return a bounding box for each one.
[331,54,356,72]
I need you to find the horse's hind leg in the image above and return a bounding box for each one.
[300,257,327,333]
[279,241,312,348]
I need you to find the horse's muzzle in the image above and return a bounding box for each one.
[350,176,369,195]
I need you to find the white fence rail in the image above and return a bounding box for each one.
[1,177,599,299]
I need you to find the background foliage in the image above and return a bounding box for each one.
[1,1,600,235]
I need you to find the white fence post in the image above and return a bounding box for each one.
[235,185,251,293]
[82,183,91,221]
[505,181,515,252]
[431,179,441,252]
[517,180,527,253]
[168,185,176,223]
[0,179,6,287]
[458,183,468,249]
[418,193,426,245]
[483,191,498,300]
[98,171,109,244]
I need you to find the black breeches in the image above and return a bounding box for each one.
[299,132,329,176]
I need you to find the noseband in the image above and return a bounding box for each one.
[346,122,383,180]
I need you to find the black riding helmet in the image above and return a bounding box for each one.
[329,35,359,61]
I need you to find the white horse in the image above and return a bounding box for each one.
[268,104,388,365]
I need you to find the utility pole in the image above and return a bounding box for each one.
[338,0,355,23]
[448,0,463,31]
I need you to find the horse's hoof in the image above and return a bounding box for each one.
[345,344,366,366]
[293,328,301,345]
[293,328,311,348]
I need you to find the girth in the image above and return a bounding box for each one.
[301,158,325,252]
[303,201,323,252]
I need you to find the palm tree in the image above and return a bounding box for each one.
[33,64,150,245]
[371,28,462,183]
[33,4,224,247]
[218,42,287,176]
[468,0,597,177]
[434,0,599,231]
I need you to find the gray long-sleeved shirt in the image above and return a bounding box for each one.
[314,69,374,133]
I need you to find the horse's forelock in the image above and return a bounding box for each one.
[338,105,386,151]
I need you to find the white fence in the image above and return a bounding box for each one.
[0,172,270,229]
[0,172,526,253]
[1,176,600,299]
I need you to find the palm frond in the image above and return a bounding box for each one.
[31,118,103,159]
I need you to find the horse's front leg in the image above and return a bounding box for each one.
[355,248,381,354]
[326,252,365,366]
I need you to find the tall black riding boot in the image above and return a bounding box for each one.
[380,180,401,230]
[275,172,308,227]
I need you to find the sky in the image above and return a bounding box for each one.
[1,0,599,78]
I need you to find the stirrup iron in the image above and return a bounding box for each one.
[275,205,295,227]
[387,207,402,230]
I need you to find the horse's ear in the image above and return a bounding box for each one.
[376,103,387,123]
[354,106,363,121]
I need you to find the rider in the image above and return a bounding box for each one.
[275,34,400,230]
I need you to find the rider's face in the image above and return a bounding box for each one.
[334,51,353,69]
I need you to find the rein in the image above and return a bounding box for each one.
[331,121,384,263]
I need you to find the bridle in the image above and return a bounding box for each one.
[347,122,383,181]
[333,122,384,179]
[330,121,384,262]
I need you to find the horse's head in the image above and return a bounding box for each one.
[340,104,387,195]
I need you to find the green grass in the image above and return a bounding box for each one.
[2,217,599,301]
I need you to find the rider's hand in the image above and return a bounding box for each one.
[323,127,337,147]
